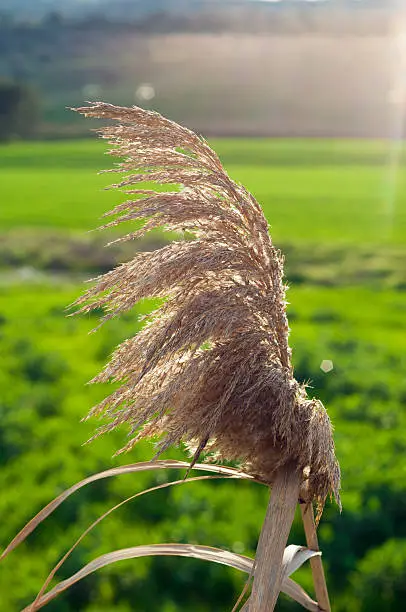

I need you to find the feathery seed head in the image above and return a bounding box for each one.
[73,102,340,514]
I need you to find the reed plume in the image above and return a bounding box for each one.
[73,102,340,514]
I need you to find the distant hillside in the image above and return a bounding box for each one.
[1,31,404,138]
[0,0,403,138]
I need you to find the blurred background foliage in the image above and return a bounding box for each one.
[0,1,406,611]
[0,80,39,142]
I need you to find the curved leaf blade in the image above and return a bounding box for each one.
[23,544,319,612]
[1,460,253,561]
[283,544,322,578]
[33,475,227,606]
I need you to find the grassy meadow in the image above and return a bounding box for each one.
[1,138,406,242]
[0,138,405,611]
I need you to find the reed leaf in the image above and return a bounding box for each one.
[23,543,320,612]
[1,460,252,561]
[32,475,230,608]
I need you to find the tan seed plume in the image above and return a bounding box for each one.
[73,102,340,514]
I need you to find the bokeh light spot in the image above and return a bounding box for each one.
[82,83,102,99]
[135,83,155,101]
[320,359,334,373]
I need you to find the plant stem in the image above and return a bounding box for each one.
[249,463,301,611]
[300,502,331,612]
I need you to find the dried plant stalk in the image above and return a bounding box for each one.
[250,465,301,611]
[73,102,340,515]
[300,501,331,612]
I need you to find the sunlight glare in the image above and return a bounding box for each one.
[384,23,406,239]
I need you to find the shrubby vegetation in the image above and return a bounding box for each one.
[350,539,406,611]
[0,80,39,142]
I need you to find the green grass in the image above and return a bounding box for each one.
[1,138,405,244]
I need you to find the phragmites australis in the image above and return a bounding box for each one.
[73,102,340,515]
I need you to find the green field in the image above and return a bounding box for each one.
[1,138,405,612]
[1,138,406,243]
